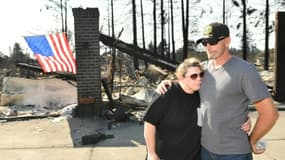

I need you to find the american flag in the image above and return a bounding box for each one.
[24,33,76,74]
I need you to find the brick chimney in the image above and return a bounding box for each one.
[72,8,102,117]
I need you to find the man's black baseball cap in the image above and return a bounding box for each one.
[196,22,230,44]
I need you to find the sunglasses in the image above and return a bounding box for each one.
[201,37,226,47]
[185,72,204,80]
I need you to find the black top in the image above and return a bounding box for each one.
[144,83,201,160]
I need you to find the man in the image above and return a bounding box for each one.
[157,22,279,160]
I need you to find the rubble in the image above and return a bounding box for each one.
[0,53,173,126]
[1,77,77,107]
[1,52,275,125]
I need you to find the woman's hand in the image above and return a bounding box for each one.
[241,116,251,134]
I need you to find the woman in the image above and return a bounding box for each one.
[144,57,204,160]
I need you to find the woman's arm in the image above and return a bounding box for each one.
[144,122,160,160]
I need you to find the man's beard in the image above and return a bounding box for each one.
[207,49,225,60]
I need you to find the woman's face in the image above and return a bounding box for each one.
[182,66,204,92]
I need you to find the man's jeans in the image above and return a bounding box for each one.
[201,146,252,160]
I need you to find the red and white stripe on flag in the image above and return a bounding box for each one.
[24,33,77,74]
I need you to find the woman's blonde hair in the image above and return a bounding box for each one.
[175,57,202,79]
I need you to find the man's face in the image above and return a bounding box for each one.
[201,37,229,60]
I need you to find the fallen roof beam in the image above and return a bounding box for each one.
[99,33,178,71]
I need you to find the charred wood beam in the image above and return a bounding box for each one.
[99,33,178,71]
[15,62,76,80]
[0,113,60,122]
[101,78,114,108]
[15,62,43,73]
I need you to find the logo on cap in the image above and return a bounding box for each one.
[204,25,213,36]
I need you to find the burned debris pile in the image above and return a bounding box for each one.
[100,52,174,124]
[0,52,176,125]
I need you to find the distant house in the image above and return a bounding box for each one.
[0,51,6,58]
[0,51,9,67]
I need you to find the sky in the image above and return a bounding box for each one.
[0,0,279,56]
[0,0,108,55]
[0,0,55,55]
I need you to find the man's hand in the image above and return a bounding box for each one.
[156,80,173,94]
[147,152,161,160]
[250,141,266,154]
